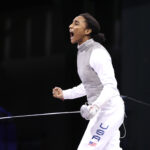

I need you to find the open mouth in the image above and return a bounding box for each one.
[70,31,74,39]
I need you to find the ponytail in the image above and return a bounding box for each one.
[93,33,106,44]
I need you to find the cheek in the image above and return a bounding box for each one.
[75,29,85,37]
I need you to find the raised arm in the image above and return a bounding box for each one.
[52,83,87,100]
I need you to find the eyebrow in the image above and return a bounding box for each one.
[73,19,79,24]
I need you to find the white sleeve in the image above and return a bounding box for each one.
[90,48,120,107]
[62,83,87,100]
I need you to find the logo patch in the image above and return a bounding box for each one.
[88,141,97,147]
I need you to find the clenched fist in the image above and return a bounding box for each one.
[52,87,64,100]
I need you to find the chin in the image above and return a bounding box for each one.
[70,39,77,44]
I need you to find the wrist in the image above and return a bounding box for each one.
[92,104,100,110]
[60,97,64,101]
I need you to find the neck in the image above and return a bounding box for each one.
[78,36,91,45]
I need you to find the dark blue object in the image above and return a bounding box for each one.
[0,107,17,150]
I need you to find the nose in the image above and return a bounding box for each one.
[69,23,73,29]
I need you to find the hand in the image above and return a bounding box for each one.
[80,104,100,120]
[52,87,64,100]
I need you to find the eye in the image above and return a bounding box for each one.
[74,20,79,25]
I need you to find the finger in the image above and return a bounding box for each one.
[54,87,60,90]
[52,89,57,95]
[52,89,55,94]
[53,87,60,93]
[53,94,59,98]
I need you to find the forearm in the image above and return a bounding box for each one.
[63,83,87,99]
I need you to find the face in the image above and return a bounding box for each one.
[69,16,91,45]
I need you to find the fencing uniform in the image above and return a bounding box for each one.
[63,39,125,150]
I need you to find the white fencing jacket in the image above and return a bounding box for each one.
[63,39,120,109]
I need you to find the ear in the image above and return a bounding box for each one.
[85,28,92,35]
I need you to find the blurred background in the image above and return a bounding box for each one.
[0,0,150,149]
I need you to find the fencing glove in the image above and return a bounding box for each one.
[80,104,100,120]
